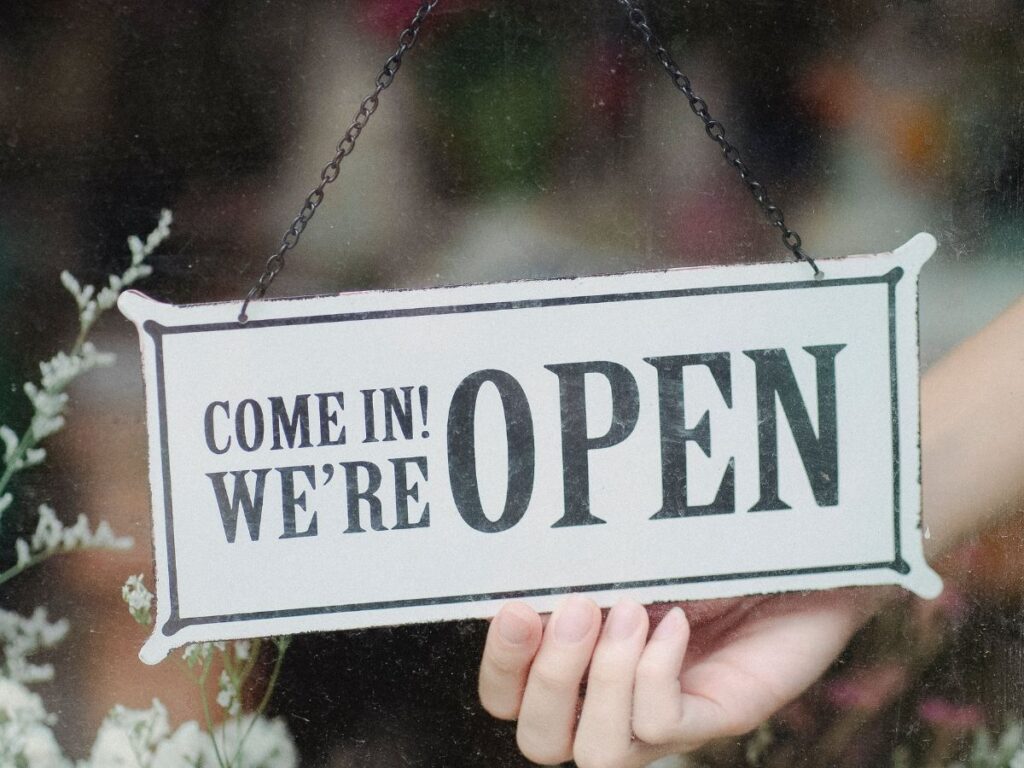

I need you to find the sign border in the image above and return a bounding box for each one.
[144,268,908,638]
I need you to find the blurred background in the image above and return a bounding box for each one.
[0,0,1021,765]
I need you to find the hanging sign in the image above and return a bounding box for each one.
[122,234,942,663]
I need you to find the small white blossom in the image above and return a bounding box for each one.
[127,235,146,265]
[122,574,154,627]
[234,639,252,662]
[59,270,82,303]
[80,300,98,330]
[182,643,214,669]
[88,519,133,550]
[16,538,31,566]
[15,726,68,768]
[0,424,18,463]
[32,504,62,551]
[89,700,172,768]
[15,729,67,768]
[7,212,170,511]
[80,341,117,369]
[216,669,242,716]
[151,721,215,768]
[215,715,298,768]
[0,676,52,723]
[0,679,68,768]
[22,447,46,467]
[9,506,133,579]
[126,209,172,268]
[38,345,115,396]
[0,607,69,683]
[60,513,90,549]
[97,285,120,311]
[0,209,178,764]
[126,263,154,282]
[30,413,66,441]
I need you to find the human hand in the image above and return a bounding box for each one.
[479,589,887,767]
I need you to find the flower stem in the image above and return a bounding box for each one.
[0,428,35,507]
[198,660,228,768]
[228,637,290,767]
[0,549,55,588]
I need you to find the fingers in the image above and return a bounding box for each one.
[633,607,692,745]
[574,600,664,768]
[481,599,783,766]
[479,602,543,720]
[634,606,757,748]
[516,595,601,765]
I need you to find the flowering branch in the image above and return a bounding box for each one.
[0,209,171,585]
[0,209,171,526]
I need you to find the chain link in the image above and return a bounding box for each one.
[616,0,821,278]
[239,0,820,321]
[238,0,439,322]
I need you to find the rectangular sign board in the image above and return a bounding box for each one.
[122,234,941,663]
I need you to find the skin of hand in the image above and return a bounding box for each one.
[478,297,1024,768]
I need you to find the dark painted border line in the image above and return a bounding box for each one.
[164,560,898,634]
[149,271,904,637]
[887,269,905,570]
[144,321,182,629]
[158,273,895,336]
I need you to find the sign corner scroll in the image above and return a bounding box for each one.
[123,236,941,664]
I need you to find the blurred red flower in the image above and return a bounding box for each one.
[917,698,985,732]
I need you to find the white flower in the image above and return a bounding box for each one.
[234,640,252,662]
[151,721,215,768]
[182,643,214,669]
[122,574,154,627]
[16,538,32,567]
[16,723,68,768]
[0,677,51,723]
[0,424,18,463]
[127,235,146,265]
[215,715,298,768]
[89,700,171,767]
[1,607,70,684]
[80,341,116,370]
[0,681,67,766]
[0,493,11,518]
[32,505,63,552]
[216,670,241,716]
[88,721,144,767]
[97,285,120,311]
[22,447,46,467]
[60,269,82,302]
[87,519,133,550]
[30,413,66,441]
[127,209,172,268]
[8,505,134,577]
[59,269,95,312]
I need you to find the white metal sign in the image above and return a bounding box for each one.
[122,234,942,664]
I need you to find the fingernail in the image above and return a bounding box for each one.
[552,596,594,643]
[604,600,643,640]
[496,606,532,645]
[652,607,685,641]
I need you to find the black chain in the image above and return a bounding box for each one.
[615,0,821,278]
[239,0,820,322]
[238,0,439,322]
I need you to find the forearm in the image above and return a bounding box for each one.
[922,296,1024,559]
